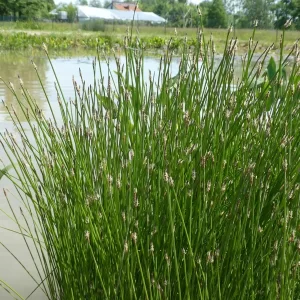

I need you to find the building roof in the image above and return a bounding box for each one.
[78,6,115,20]
[77,6,166,23]
[112,2,141,12]
[112,10,165,22]
[49,3,65,15]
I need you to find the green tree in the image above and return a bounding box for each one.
[46,0,55,11]
[89,0,102,7]
[168,3,189,27]
[291,0,300,28]
[0,0,54,20]
[153,2,170,19]
[198,1,213,27]
[77,0,88,5]
[65,3,77,22]
[21,0,47,19]
[242,0,275,28]
[273,0,292,29]
[273,0,300,29]
[0,0,10,15]
[207,0,227,28]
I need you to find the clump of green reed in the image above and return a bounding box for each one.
[1,23,300,299]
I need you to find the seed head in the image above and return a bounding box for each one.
[164,171,169,182]
[124,241,128,253]
[168,176,174,187]
[85,230,90,242]
[107,174,113,184]
[297,240,300,251]
[197,6,202,16]
[207,251,214,263]
[165,253,170,266]
[192,170,196,181]
[289,229,296,243]
[31,61,37,70]
[183,111,191,125]
[221,183,226,193]
[117,178,121,189]
[284,19,292,28]
[282,159,288,171]
[122,211,126,222]
[18,76,24,86]
[207,180,211,192]
[129,149,134,161]
[149,242,154,254]
[9,82,15,92]
[133,197,139,208]
[131,232,137,244]
[42,43,48,53]
[225,109,231,119]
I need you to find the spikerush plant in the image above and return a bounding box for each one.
[0,23,300,300]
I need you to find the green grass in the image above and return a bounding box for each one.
[0,25,300,299]
[0,21,299,53]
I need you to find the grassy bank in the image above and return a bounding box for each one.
[1,26,300,299]
[0,22,299,53]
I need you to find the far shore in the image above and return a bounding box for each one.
[0,23,299,54]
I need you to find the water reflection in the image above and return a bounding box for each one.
[0,53,51,122]
[0,54,181,126]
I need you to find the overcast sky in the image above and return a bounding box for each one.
[54,0,202,5]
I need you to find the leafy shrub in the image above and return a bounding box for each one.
[14,21,42,30]
[81,19,106,32]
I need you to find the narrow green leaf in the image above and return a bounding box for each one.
[0,165,13,181]
[267,56,276,81]
[95,93,118,119]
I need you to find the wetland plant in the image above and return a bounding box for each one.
[0,26,300,299]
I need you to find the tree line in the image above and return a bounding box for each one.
[0,0,300,30]
[0,0,55,20]
[139,0,300,30]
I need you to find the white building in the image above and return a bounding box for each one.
[77,6,166,23]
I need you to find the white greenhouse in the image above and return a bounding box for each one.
[77,6,166,23]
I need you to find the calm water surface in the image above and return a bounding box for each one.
[0,52,181,299]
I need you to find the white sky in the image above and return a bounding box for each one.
[54,0,202,5]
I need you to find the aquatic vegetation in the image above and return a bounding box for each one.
[0,32,114,51]
[0,26,300,299]
[0,32,197,52]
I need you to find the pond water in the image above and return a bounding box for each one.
[0,52,182,299]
